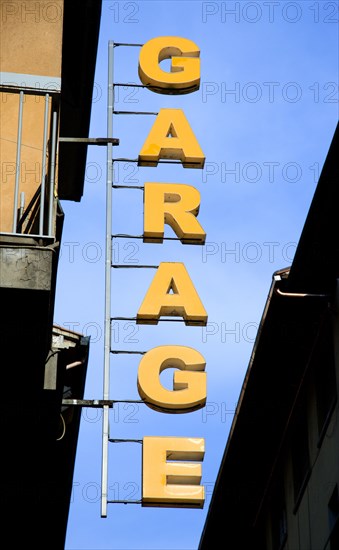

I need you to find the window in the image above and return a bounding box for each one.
[271,485,287,550]
[314,324,337,446]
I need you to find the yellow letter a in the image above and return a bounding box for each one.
[136,262,207,326]
[138,109,205,169]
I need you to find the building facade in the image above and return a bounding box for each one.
[0,1,102,547]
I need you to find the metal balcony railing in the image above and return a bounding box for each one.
[0,75,60,239]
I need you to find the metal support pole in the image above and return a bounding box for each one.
[39,93,49,235]
[12,91,24,232]
[48,111,57,236]
[101,40,114,519]
[19,192,25,222]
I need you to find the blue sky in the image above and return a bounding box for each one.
[55,1,338,548]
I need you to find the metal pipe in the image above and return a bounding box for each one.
[114,83,146,88]
[109,439,142,443]
[107,500,142,504]
[12,91,24,232]
[110,350,146,355]
[113,42,143,47]
[58,137,119,146]
[112,185,143,190]
[275,288,330,298]
[19,192,25,224]
[48,111,57,236]
[101,39,114,520]
[113,110,158,115]
[111,264,158,269]
[39,93,49,235]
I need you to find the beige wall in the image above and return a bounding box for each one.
[0,0,63,77]
[0,0,63,233]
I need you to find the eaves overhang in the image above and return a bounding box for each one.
[58,0,102,201]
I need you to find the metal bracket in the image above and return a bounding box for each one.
[113,110,158,116]
[62,399,113,408]
[59,137,119,146]
[62,399,145,407]
[107,500,142,505]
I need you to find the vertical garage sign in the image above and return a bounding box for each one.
[101,36,208,516]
